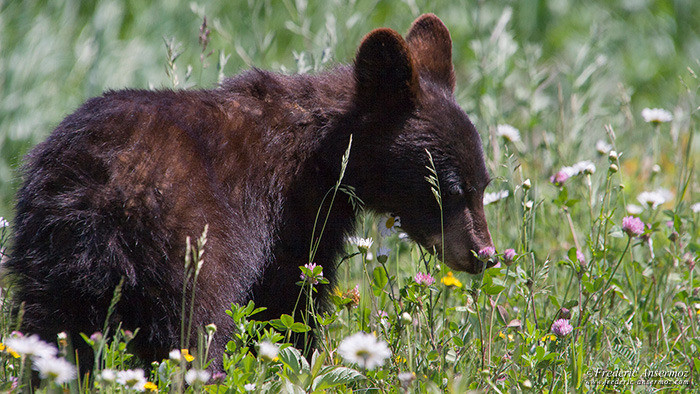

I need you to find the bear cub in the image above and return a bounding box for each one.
[7,14,493,370]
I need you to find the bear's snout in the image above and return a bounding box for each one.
[438,206,494,274]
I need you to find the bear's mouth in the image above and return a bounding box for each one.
[401,223,494,274]
[441,248,489,274]
[422,237,491,274]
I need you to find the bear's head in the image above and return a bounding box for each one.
[350,14,494,274]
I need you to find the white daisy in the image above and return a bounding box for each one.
[379,215,401,237]
[398,371,416,388]
[348,236,373,253]
[483,190,509,206]
[168,349,182,362]
[100,369,117,382]
[626,204,643,215]
[4,334,57,359]
[32,356,76,384]
[595,140,612,155]
[337,332,391,370]
[559,160,596,179]
[257,341,279,362]
[117,369,147,391]
[637,188,673,209]
[244,383,257,391]
[692,202,700,213]
[571,160,596,175]
[641,108,673,123]
[495,124,521,142]
[185,369,211,386]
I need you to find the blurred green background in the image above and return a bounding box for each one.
[1,0,699,220]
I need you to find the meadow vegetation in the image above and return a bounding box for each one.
[0,0,699,392]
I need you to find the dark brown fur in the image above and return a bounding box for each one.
[6,14,493,371]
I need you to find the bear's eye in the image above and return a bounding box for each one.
[448,183,464,196]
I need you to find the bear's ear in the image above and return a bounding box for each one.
[354,28,419,114]
[406,14,455,91]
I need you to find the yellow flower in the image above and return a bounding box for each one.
[0,344,20,359]
[541,334,556,342]
[498,332,514,341]
[181,349,195,362]
[332,287,343,297]
[441,272,462,288]
[144,381,158,392]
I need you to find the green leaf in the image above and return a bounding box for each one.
[372,266,388,296]
[278,346,309,376]
[269,319,287,332]
[310,350,326,379]
[280,314,295,328]
[290,322,311,333]
[536,358,552,369]
[565,198,579,208]
[241,352,256,373]
[549,295,561,309]
[563,300,579,309]
[427,350,440,361]
[482,283,505,295]
[316,312,337,326]
[574,340,584,389]
[280,379,306,394]
[312,366,364,391]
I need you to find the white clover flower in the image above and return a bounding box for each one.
[117,369,147,391]
[257,341,279,362]
[348,236,373,253]
[483,190,509,206]
[5,334,58,359]
[244,383,257,391]
[637,188,673,209]
[595,140,612,155]
[168,349,182,362]
[337,332,391,370]
[379,215,401,237]
[692,202,700,213]
[33,356,76,384]
[641,108,673,123]
[100,369,117,382]
[626,204,643,215]
[0,217,9,228]
[495,124,521,142]
[185,369,211,386]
